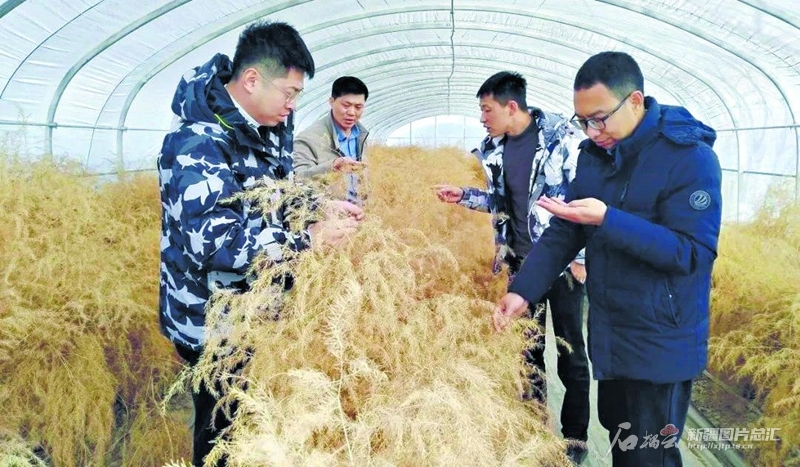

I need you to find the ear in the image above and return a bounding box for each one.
[629,90,645,108]
[328,96,335,107]
[241,68,259,93]
[507,100,519,113]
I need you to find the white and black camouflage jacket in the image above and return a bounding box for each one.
[459,107,583,273]
[157,54,308,350]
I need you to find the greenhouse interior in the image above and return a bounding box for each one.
[0,1,798,466]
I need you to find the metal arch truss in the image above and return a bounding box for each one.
[2,1,793,198]
[599,0,799,202]
[59,4,744,158]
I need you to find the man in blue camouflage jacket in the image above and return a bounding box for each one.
[436,72,591,464]
[157,21,361,466]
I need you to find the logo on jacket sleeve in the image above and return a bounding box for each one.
[689,190,711,210]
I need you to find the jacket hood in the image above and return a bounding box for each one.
[531,107,569,147]
[171,53,238,125]
[657,99,717,147]
[618,97,716,153]
[584,97,717,174]
[170,53,294,153]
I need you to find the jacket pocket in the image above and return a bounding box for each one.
[605,286,660,332]
[657,278,680,329]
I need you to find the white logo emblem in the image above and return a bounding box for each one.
[689,190,711,210]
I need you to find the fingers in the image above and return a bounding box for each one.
[536,197,568,215]
[551,197,569,206]
[537,196,568,207]
[332,157,346,172]
[350,209,365,221]
[326,200,365,221]
[537,196,583,222]
[326,224,357,247]
[433,186,447,201]
[492,307,511,332]
[312,219,359,249]
[433,184,452,195]
[341,203,364,221]
[491,294,530,332]
[341,160,365,173]
[432,185,461,203]
[333,158,365,173]
[569,261,587,283]
[573,270,586,283]
[567,198,591,207]
[309,216,360,248]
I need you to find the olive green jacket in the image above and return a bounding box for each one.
[292,112,369,178]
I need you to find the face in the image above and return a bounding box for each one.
[246,67,305,127]
[329,94,366,132]
[572,83,643,150]
[479,95,514,137]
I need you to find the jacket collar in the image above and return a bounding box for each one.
[614,96,661,159]
[580,96,661,174]
[480,106,546,156]
[325,112,369,152]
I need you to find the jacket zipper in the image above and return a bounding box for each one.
[664,279,678,326]
[619,180,630,208]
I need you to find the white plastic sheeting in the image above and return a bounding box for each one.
[0,0,798,220]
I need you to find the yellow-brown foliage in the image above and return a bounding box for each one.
[0,430,47,466]
[193,146,569,466]
[0,153,189,465]
[709,187,800,465]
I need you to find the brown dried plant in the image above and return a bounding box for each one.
[188,146,568,466]
[0,153,189,466]
[709,184,800,465]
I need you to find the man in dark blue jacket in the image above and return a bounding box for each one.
[493,52,722,466]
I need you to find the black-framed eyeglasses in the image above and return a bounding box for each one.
[254,69,303,103]
[570,93,632,131]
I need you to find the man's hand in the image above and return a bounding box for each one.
[325,199,365,221]
[536,196,608,226]
[569,260,586,284]
[308,218,359,249]
[332,157,365,173]
[492,293,530,332]
[434,185,464,203]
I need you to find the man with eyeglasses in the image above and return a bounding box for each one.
[493,52,722,466]
[157,21,362,467]
[294,76,370,205]
[435,71,591,465]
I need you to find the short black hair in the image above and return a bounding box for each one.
[476,71,527,108]
[231,20,315,80]
[331,76,369,100]
[573,51,643,100]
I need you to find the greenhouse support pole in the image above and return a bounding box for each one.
[434,115,438,147]
[737,130,743,223]
[0,0,24,17]
[796,127,800,200]
[46,124,53,156]
[117,127,125,171]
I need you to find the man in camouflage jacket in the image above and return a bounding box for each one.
[436,72,591,464]
[157,21,360,466]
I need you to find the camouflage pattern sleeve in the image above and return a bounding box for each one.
[457,187,492,213]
